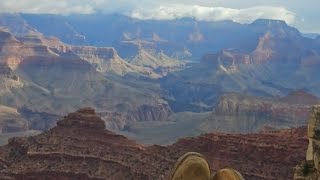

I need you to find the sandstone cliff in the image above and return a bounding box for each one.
[0,108,307,180]
[295,105,320,179]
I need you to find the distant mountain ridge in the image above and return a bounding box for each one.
[1,13,305,60]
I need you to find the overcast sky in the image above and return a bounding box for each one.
[0,0,318,33]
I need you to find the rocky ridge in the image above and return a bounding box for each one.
[294,105,320,179]
[0,108,308,180]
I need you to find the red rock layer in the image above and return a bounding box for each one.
[0,108,307,180]
[166,127,307,180]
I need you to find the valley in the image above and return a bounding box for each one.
[0,7,318,180]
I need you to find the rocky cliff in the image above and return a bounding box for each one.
[70,46,161,78]
[294,105,320,179]
[198,91,318,133]
[0,108,307,180]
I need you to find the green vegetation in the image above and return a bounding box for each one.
[302,161,309,176]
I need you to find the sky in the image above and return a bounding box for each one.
[0,0,318,33]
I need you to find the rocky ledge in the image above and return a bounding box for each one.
[0,108,308,179]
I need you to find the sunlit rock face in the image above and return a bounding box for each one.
[70,46,162,78]
[295,106,320,180]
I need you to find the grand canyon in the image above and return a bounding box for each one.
[0,2,319,179]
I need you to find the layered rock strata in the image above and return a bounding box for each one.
[0,108,307,180]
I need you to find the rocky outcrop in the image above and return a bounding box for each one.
[0,108,308,179]
[170,127,307,180]
[0,108,171,179]
[294,105,320,179]
[57,108,106,129]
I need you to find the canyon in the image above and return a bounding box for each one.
[0,13,318,179]
[120,90,318,145]
[0,28,173,135]
[0,14,320,145]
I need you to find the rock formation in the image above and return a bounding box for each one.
[127,48,186,74]
[0,108,171,180]
[295,105,320,179]
[172,127,307,180]
[0,108,307,179]
[198,92,318,133]
[70,46,161,78]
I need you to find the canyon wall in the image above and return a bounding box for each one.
[0,108,307,180]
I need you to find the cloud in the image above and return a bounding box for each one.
[0,0,96,14]
[129,4,296,24]
[0,0,296,25]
